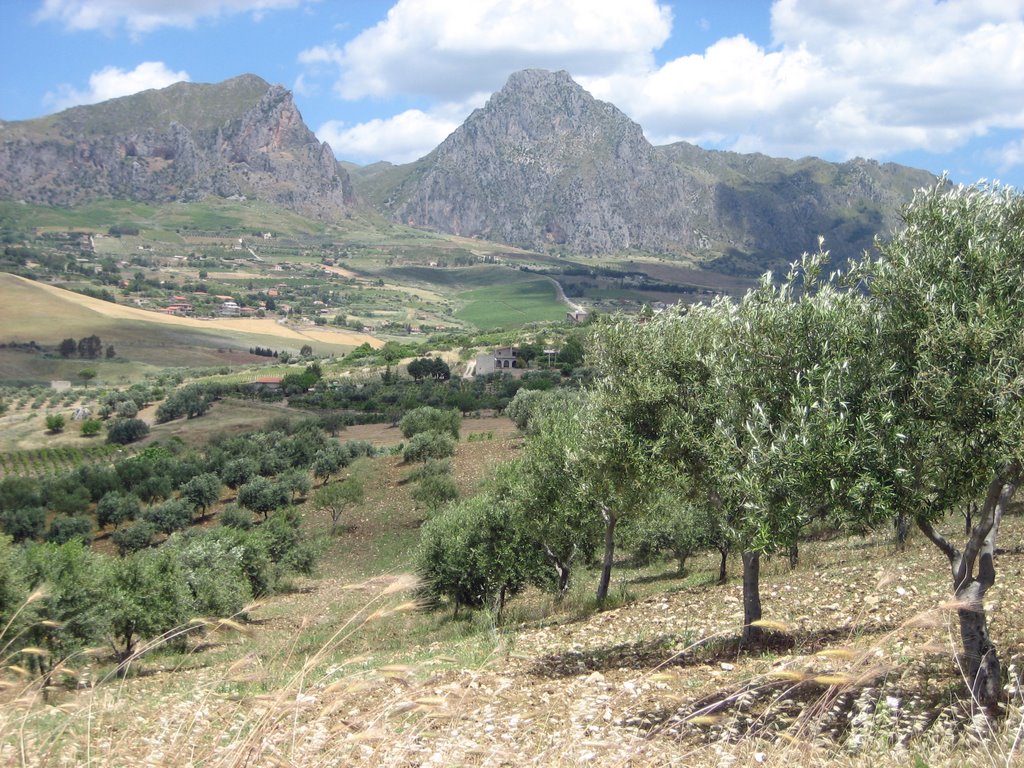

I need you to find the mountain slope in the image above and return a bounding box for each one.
[374,69,936,269]
[0,75,354,219]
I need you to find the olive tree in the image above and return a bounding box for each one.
[101,547,193,662]
[237,476,289,521]
[591,251,876,639]
[399,406,460,440]
[180,473,222,519]
[854,182,1024,707]
[96,491,141,530]
[497,404,601,596]
[417,493,535,621]
[21,541,108,681]
[313,475,364,535]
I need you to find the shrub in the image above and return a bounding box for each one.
[0,506,46,542]
[46,515,93,546]
[96,491,141,530]
[112,522,156,556]
[403,430,456,463]
[218,505,253,530]
[411,473,459,515]
[45,413,65,433]
[142,499,191,535]
[80,418,103,437]
[399,406,461,440]
[237,476,289,520]
[107,418,150,445]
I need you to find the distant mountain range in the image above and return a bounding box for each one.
[0,69,937,273]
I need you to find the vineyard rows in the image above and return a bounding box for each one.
[0,443,137,479]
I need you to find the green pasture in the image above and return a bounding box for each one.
[454,276,568,330]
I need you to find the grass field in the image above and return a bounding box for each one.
[0,273,381,382]
[454,276,569,329]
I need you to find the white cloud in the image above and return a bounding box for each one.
[308,0,1024,169]
[317,100,481,164]
[590,0,1024,162]
[994,138,1024,172]
[300,0,672,101]
[45,61,191,111]
[35,0,303,35]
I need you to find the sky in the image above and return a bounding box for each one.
[1,1,1023,189]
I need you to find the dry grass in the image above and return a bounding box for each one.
[2,452,1023,765]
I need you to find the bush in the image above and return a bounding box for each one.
[218,505,253,530]
[399,406,461,440]
[0,507,46,542]
[107,418,150,445]
[237,476,289,520]
[20,541,107,668]
[403,430,456,463]
[45,413,65,433]
[96,491,141,530]
[141,499,191,535]
[80,418,103,437]
[416,495,531,615]
[46,515,93,546]
[102,547,193,660]
[411,473,459,515]
[112,522,156,556]
[165,534,253,618]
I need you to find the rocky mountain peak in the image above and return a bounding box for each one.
[376,68,936,265]
[0,75,354,218]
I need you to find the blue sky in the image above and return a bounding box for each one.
[2,1,1023,189]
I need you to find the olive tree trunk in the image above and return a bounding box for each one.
[717,543,729,584]
[596,506,617,605]
[741,550,763,644]
[543,542,576,597]
[918,465,1019,708]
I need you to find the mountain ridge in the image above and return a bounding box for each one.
[0,75,354,219]
[370,69,936,269]
[0,69,937,271]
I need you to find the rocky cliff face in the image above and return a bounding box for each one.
[0,75,354,218]
[378,69,936,268]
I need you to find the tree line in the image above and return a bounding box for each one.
[417,182,1024,709]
